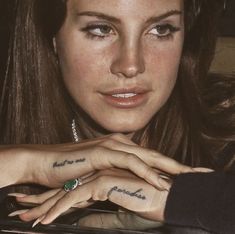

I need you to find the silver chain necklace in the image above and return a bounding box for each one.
[71,119,79,142]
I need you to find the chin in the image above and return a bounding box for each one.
[99,119,148,133]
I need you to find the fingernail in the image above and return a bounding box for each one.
[193,167,214,173]
[8,193,27,198]
[32,215,46,228]
[8,209,29,217]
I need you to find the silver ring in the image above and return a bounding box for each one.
[63,178,83,192]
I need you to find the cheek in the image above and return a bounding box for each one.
[145,41,183,108]
[58,44,109,94]
[147,44,182,85]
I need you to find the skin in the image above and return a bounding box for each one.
[56,0,184,133]
[5,0,210,230]
[8,135,185,218]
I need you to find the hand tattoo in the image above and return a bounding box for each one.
[53,158,85,168]
[108,186,146,200]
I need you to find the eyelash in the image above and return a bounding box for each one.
[81,23,180,40]
[149,24,180,40]
[81,24,114,40]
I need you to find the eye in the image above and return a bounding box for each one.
[81,24,115,39]
[148,24,180,39]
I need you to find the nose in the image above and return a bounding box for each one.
[110,39,145,78]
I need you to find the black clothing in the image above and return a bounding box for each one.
[165,144,235,234]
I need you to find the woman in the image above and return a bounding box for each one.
[0,0,234,233]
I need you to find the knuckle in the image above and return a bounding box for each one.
[92,190,107,201]
[91,177,108,201]
[110,133,135,145]
[143,167,154,181]
[180,165,194,173]
[19,213,32,222]
[149,149,159,157]
[92,145,107,159]
[19,208,41,222]
[93,145,105,153]
[29,194,43,203]
[126,153,139,165]
[149,150,166,162]
[109,133,126,141]
[89,146,111,170]
[100,139,116,148]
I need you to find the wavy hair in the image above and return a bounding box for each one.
[0,0,233,169]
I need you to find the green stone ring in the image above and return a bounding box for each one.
[63,178,83,192]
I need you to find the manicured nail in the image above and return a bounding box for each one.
[8,209,29,217]
[8,193,27,198]
[32,215,46,228]
[193,167,214,173]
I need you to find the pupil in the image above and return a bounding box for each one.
[157,25,168,34]
[101,26,111,33]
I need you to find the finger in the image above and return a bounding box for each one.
[107,133,137,146]
[64,133,136,150]
[50,146,148,186]
[92,147,164,189]
[100,140,194,175]
[41,185,93,224]
[15,189,60,205]
[78,212,163,230]
[41,176,156,224]
[84,168,138,184]
[19,190,65,222]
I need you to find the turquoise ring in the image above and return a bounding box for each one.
[63,178,83,192]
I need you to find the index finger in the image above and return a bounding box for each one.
[100,141,194,175]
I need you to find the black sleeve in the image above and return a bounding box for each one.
[164,171,235,234]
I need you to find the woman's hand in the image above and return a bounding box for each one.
[11,168,171,226]
[1,133,194,189]
[36,133,195,188]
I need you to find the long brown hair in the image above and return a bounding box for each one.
[134,0,234,168]
[0,0,72,144]
[0,0,233,169]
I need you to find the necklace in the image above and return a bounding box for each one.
[72,119,79,142]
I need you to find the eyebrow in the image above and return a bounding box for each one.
[76,10,182,24]
[76,11,121,24]
[146,10,182,24]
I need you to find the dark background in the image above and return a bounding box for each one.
[219,0,235,36]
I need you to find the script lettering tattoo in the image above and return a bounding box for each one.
[107,186,146,200]
[53,158,86,168]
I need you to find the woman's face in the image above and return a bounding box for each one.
[56,0,184,133]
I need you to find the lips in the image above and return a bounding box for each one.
[100,87,150,109]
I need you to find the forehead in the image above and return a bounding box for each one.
[67,0,183,19]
